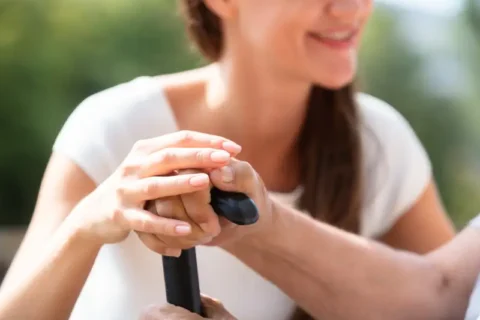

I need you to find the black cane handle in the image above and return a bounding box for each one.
[162,187,259,315]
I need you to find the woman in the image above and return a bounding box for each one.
[0,0,455,319]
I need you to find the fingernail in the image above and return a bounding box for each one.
[210,150,230,163]
[175,224,192,235]
[220,166,234,183]
[189,174,209,187]
[165,249,181,257]
[222,141,242,154]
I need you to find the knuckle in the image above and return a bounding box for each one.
[160,222,175,236]
[177,130,194,144]
[157,149,175,166]
[173,175,187,188]
[115,183,128,198]
[110,207,124,224]
[195,150,208,163]
[118,162,139,177]
[140,219,153,234]
[143,180,160,198]
[132,139,149,153]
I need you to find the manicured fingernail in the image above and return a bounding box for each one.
[222,141,242,154]
[220,166,234,183]
[210,150,230,163]
[189,174,209,186]
[175,224,192,235]
[165,249,181,257]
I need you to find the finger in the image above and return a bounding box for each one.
[139,304,203,320]
[136,232,182,257]
[145,196,182,220]
[119,173,210,202]
[132,131,242,156]
[201,295,236,320]
[208,159,258,197]
[146,197,210,244]
[139,148,232,178]
[181,189,220,236]
[120,208,192,236]
[176,169,221,236]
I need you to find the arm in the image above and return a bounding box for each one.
[0,214,101,320]
[379,181,456,254]
[0,154,99,320]
[226,200,479,320]
[0,132,241,320]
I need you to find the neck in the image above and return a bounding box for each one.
[204,56,311,155]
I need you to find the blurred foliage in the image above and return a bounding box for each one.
[0,0,478,228]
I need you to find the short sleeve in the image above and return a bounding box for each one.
[358,93,433,238]
[53,95,117,185]
[52,76,178,185]
[469,214,480,229]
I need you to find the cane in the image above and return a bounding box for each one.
[162,187,259,316]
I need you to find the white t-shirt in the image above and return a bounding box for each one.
[53,76,432,320]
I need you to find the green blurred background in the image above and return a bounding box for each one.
[0,0,479,260]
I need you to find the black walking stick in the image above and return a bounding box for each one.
[162,187,259,316]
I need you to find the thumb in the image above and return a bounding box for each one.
[209,166,237,192]
[209,160,257,197]
[201,295,237,320]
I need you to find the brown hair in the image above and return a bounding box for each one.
[180,1,362,319]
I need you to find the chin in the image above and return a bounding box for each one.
[307,62,357,90]
[313,75,354,90]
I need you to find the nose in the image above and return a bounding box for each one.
[327,0,370,20]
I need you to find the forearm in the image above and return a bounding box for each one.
[0,215,102,320]
[226,201,478,320]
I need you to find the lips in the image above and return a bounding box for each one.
[309,29,357,42]
[307,28,359,50]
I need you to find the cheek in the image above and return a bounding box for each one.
[237,0,307,59]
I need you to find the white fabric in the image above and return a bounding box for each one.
[53,76,432,320]
[470,214,480,229]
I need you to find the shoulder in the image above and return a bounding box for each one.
[354,93,433,238]
[53,76,178,184]
[73,76,174,130]
[356,92,413,139]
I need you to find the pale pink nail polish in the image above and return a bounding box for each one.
[222,141,242,154]
[210,150,230,162]
[175,225,192,235]
[221,166,234,183]
[189,174,209,186]
[165,249,181,257]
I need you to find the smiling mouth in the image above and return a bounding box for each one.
[307,29,359,49]
[309,30,357,42]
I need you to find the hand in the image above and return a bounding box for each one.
[142,169,221,256]
[148,158,273,249]
[207,158,274,245]
[139,295,237,320]
[66,131,242,255]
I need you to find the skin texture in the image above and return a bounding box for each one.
[139,295,236,320]
[0,0,459,319]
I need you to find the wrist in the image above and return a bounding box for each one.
[225,197,282,253]
[62,210,105,250]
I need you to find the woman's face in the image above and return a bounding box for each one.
[224,0,373,89]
